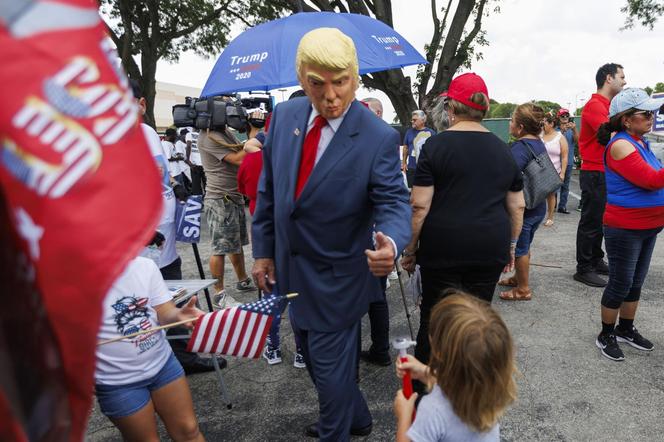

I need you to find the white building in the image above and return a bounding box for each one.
[154,81,201,132]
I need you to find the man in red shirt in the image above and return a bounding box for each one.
[574,63,626,287]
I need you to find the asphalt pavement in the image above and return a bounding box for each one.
[86,170,664,441]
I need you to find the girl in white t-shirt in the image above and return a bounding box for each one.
[95,256,205,441]
[393,292,516,442]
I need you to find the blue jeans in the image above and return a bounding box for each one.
[515,214,545,258]
[558,164,573,210]
[601,226,662,309]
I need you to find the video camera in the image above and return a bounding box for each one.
[172,93,273,132]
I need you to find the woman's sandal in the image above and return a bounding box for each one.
[543,219,554,227]
[499,288,532,301]
[498,277,518,287]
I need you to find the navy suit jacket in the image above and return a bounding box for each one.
[252,97,411,332]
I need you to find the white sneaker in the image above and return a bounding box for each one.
[293,352,306,369]
[212,290,241,309]
[388,269,398,280]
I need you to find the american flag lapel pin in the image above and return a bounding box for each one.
[294,128,300,136]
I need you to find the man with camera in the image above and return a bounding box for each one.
[556,109,578,214]
[198,111,255,308]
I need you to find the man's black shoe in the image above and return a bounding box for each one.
[304,422,372,438]
[594,260,610,275]
[573,271,607,287]
[183,357,227,375]
[557,208,570,214]
[360,350,391,367]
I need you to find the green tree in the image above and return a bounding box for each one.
[274,0,499,125]
[645,86,654,95]
[532,100,562,115]
[100,0,286,127]
[488,102,516,118]
[621,0,664,29]
[655,82,664,93]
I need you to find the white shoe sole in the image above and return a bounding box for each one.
[595,338,625,361]
[616,335,654,351]
[293,360,306,369]
[263,354,282,365]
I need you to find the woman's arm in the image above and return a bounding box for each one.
[608,140,664,190]
[504,190,525,272]
[559,136,569,178]
[401,185,433,272]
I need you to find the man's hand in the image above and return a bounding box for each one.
[365,232,396,277]
[252,258,276,293]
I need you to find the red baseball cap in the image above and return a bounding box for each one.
[446,73,489,110]
[557,108,570,116]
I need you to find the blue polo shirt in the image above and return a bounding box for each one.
[405,127,436,169]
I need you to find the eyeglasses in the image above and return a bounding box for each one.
[632,110,654,118]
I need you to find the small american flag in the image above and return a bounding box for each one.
[186,295,282,358]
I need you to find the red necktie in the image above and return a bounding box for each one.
[295,115,327,199]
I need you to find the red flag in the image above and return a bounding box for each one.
[0,1,162,440]
[186,296,282,358]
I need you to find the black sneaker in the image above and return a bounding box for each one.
[557,208,570,214]
[359,350,391,367]
[615,325,654,351]
[594,261,610,276]
[573,271,607,287]
[596,333,625,361]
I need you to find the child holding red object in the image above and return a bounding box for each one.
[393,292,516,442]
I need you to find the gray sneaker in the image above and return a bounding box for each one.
[236,278,255,292]
[212,290,241,309]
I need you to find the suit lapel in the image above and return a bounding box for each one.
[295,100,362,204]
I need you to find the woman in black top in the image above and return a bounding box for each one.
[400,73,525,377]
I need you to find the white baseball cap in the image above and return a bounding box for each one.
[609,88,664,118]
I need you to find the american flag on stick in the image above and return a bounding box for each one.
[186,294,293,358]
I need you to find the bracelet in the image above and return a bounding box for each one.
[402,250,416,257]
[510,239,518,247]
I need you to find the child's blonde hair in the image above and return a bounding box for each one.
[428,292,516,432]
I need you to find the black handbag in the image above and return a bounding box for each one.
[520,140,562,209]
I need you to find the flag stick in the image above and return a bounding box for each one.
[97,293,298,346]
[97,317,199,346]
[530,262,563,269]
[395,261,415,341]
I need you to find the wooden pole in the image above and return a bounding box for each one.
[97,293,299,346]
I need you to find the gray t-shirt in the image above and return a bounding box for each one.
[407,385,499,442]
[198,129,242,200]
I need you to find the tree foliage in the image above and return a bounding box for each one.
[273,0,498,125]
[100,0,286,127]
[621,0,664,29]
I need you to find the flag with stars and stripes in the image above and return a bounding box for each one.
[186,295,282,358]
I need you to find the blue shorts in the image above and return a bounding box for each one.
[95,352,184,418]
[515,214,545,258]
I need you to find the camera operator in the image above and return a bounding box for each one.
[198,104,256,308]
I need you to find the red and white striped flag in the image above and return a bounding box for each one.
[186,295,282,358]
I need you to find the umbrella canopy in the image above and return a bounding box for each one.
[201,11,426,97]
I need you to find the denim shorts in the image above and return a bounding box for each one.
[515,214,545,258]
[95,352,184,418]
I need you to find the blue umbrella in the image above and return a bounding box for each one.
[201,11,426,97]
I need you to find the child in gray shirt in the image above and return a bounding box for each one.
[393,292,516,441]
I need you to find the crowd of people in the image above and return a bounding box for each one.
[90,26,664,442]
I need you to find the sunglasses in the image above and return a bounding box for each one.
[632,110,654,118]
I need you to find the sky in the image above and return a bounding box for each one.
[154,0,664,122]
